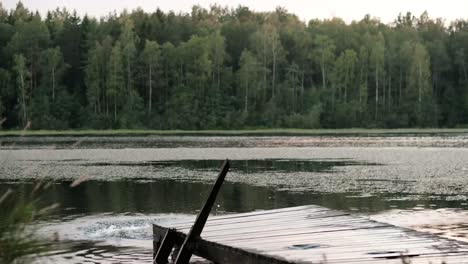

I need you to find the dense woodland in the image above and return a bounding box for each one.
[0,2,468,129]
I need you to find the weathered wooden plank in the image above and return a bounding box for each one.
[178,212,352,233]
[191,236,298,264]
[214,225,435,244]
[263,242,456,260]
[154,204,468,264]
[153,224,297,264]
[170,206,334,229]
[303,251,468,264]
[204,224,390,244]
[168,205,324,227]
[224,233,459,255]
[174,213,397,239]
[281,250,468,264]
[195,215,381,236]
[231,236,444,251]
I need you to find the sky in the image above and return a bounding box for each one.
[2,0,468,24]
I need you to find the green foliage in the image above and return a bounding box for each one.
[120,89,145,128]
[1,4,468,129]
[0,184,58,264]
[167,86,199,129]
[284,104,322,129]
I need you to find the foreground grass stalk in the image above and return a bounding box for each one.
[0,183,58,264]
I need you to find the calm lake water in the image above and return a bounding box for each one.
[1,134,468,263]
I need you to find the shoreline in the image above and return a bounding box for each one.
[1,128,468,137]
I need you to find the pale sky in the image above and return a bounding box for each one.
[2,0,468,24]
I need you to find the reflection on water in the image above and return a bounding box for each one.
[2,178,468,217]
[37,241,154,264]
[0,158,381,217]
[78,158,379,173]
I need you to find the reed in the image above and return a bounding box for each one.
[0,182,58,264]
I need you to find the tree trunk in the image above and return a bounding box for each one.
[332,81,335,110]
[244,74,249,113]
[382,69,386,109]
[321,60,326,90]
[105,87,109,117]
[263,37,267,103]
[344,67,348,104]
[20,73,27,127]
[293,72,297,112]
[399,66,402,106]
[359,67,363,109]
[114,97,117,123]
[375,63,379,120]
[461,58,468,83]
[30,49,33,94]
[300,72,305,112]
[272,52,276,98]
[127,54,131,93]
[149,64,152,116]
[52,67,55,101]
[388,71,391,109]
[97,83,101,114]
[418,61,422,115]
[217,57,221,90]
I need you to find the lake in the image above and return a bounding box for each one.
[1,134,468,263]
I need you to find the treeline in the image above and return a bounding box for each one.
[1,2,468,129]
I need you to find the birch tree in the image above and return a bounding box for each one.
[370,32,385,120]
[142,40,160,116]
[13,54,29,126]
[312,35,335,91]
[85,42,102,114]
[107,42,124,123]
[40,47,65,101]
[238,49,260,113]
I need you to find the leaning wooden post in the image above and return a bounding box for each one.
[153,228,178,264]
[174,159,230,264]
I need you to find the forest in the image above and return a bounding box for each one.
[0,2,468,130]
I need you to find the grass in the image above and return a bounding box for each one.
[0,128,468,137]
[0,183,58,264]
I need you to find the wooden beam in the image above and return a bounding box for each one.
[174,160,230,263]
[153,224,296,264]
[153,228,177,264]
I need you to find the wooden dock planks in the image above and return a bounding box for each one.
[153,204,468,263]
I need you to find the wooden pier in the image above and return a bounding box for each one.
[154,204,468,263]
[152,160,468,263]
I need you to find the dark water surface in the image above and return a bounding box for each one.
[2,156,466,217]
[5,177,466,218]
[2,133,468,148]
[2,135,468,263]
